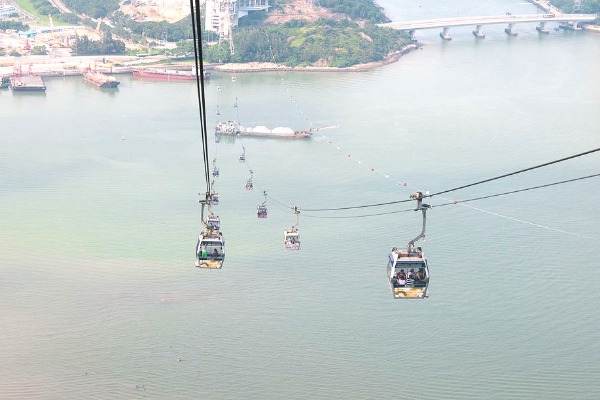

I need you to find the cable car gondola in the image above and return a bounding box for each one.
[208,181,219,205]
[207,214,220,231]
[257,191,268,218]
[195,199,225,269]
[212,158,219,177]
[387,192,430,299]
[239,146,246,163]
[245,170,253,190]
[284,206,300,250]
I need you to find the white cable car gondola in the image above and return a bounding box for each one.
[239,146,246,163]
[195,199,225,269]
[284,206,300,250]
[257,191,268,218]
[245,170,253,190]
[387,192,430,299]
[212,158,219,177]
[207,214,220,231]
[208,181,219,205]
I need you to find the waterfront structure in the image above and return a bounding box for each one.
[204,0,270,54]
[0,5,17,19]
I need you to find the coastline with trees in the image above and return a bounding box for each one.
[2,0,598,72]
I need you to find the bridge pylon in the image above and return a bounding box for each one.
[439,27,452,40]
[536,21,550,34]
[504,23,518,36]
[472,24,485,38]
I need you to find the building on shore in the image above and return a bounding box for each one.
[0,5,18,19]
[204,0,270,54]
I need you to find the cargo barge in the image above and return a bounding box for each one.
[132,67,209,81]
[10,75,46,92]
[215,121,312,139]
[83,69,120,88]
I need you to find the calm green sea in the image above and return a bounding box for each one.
[1,1,599,398]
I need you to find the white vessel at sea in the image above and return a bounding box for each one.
[215,120,312,139]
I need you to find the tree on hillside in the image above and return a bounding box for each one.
[62,0,120,19]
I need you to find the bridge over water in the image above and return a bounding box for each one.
[379,13,598,40]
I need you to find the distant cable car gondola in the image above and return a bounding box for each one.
[257,191,268,218]
[284,206,300,250]
[196,199,225,269]
[208,181,219,205]
[239,146,246,163]
[207,214,220,231]
[212,158,219,177]
[245,170,253,190]
[387,192,430,299]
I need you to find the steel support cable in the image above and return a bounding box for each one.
[426,147,600,199]
[300,197,414,212]
[190,0,211,195]
[300,147,600,212]
[300,173,600,221]
[301,207,417,219]
[430,173,600,208]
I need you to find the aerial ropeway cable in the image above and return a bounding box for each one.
[299,173,600,219]
[425,147,600,199]
[297,148,600,213]
[190,0,225,269]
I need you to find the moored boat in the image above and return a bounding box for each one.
[132,67,210,81]
[9,65,46,92]
[10,75,46,92]
[83,69,120,88]
[215,120,312,139]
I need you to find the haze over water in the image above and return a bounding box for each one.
[1,0,599,398]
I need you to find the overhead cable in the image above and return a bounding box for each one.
[190,0,211,195]
[431,173,600,207]
[300,147,599,212]
[427,147,600,198]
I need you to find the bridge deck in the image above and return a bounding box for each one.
[380,14,597,30]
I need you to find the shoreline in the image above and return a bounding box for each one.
[213,44,420,73]
[0,44,420,78]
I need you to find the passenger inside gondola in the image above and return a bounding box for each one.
[396,270,406,286]
[414,268,427,287]
[199,242,223,260]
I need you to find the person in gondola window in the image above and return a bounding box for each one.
[396,270,406,286]
[212,249,219,259]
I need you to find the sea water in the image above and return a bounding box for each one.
[1,0,599,398]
